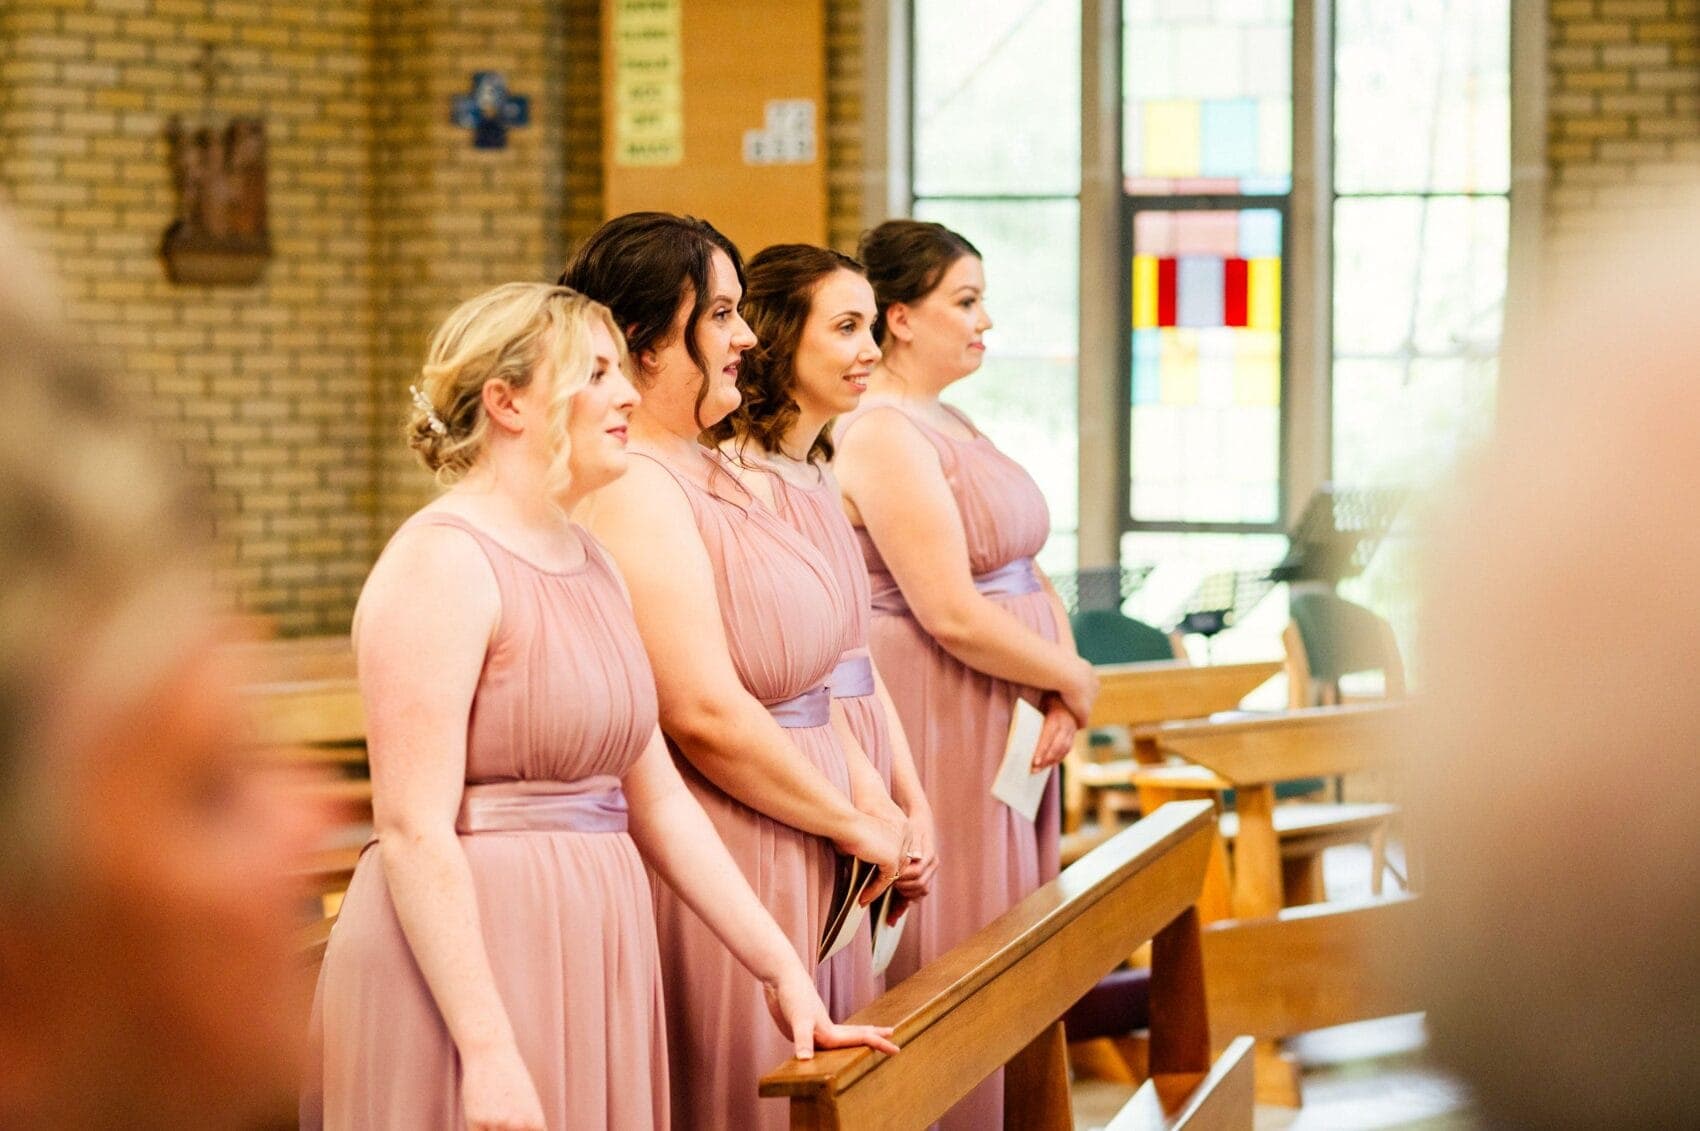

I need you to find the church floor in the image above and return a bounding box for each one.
[1071,844,1474,1130]
[1071,1013,1474,1130]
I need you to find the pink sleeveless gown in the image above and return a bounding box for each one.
[303,513,669,1130]
[633,449,867,1131]
[839,402,1062,1131]
[765,461,895,1010]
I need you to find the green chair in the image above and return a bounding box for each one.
[1286,592,1407,705]
[1069,608,1179,666]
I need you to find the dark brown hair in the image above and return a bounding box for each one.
[712,243,864,465]
[856,219,982,346]
[558,211,745,429]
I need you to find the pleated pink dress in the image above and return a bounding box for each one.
[764,460,894,1012]
[303,513,669,1131]
[839,402,1062,1131]
[632,449,865,1131]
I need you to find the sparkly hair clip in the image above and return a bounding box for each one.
[409,384,448,437]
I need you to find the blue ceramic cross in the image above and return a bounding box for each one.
[451,72,530,150]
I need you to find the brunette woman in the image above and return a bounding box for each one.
[711,244,941,1010]
[834,220,1098,1130]
[562,215,908,1131]
[306,283,893,1131]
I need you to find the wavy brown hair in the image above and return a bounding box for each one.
[558,211,744,432]
[712,243,864,465]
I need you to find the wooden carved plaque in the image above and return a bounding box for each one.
[161,116,272,286]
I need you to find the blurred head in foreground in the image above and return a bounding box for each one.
[1415,194,1700,1128]
[0,212,316,1128]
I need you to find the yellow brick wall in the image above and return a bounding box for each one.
[1,0,381,635]
[825,0,864,253]
[370,0,566,537]
[0,0,574,634]
[1546,0,1700,248]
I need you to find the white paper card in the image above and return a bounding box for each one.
[991,698,1051,821]
[869,891,909,978]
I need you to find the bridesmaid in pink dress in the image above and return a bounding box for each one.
[564,214,911,1131]
[710,243,943,1011]
[835,220,1101,1131]
[306,283,893,1131]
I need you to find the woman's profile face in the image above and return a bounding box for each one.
[643,249,755,431]
[894,254,992,382]
[790,268,881,421]
[564,320,641,495]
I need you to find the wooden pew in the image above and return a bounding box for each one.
[234,649,370,954]
[1129,703,1415,1106]
[1064,658,1282,838]
[760,801,1255,1130]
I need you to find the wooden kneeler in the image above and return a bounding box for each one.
[760,801,1255,1130]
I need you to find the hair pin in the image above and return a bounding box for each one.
[409,385,448,437]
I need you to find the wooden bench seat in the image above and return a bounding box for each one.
[760,801,1253,1130]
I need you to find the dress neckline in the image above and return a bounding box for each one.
[415,510,593,577]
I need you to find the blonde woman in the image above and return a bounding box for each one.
[304,284,894,1131]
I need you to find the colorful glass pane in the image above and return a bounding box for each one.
[1122,0,1292,194]
[1129,208,1282,525]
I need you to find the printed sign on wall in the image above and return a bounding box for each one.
[742,99,816,166]
[612,0,683,166]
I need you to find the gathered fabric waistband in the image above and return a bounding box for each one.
[454,779,629,835]
[828,652,875,699]
[870,556,1041,617]
[766,684,831,728]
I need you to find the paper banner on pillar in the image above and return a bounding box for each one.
[612,0,684,166]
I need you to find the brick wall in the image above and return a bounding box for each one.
[370,0,567,536]
[0,0,573,634]
[825,0,864,253]
[0,0,380,634]
[1546,0,1700,250]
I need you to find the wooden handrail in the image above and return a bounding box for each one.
[760,801,1227,1128]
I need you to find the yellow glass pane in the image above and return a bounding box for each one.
[1132,254,1159,328]
[1233,336,1280,407]
[1247,257,1281,330]
[1159,330,1199,406]
[1142,101,1201,178]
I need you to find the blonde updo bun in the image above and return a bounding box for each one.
[407,282,627,489]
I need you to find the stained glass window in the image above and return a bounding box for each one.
[1123,0,1292,195]
[1129,207,1282,525]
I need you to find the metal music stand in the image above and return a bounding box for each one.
[1267,484,1406,586]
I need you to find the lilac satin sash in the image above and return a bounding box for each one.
[828,653,875,699]
[766,684,831,728]
[870,556,1042,617]
[454,780,629,835]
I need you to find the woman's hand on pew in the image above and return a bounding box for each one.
[460,1042,548,1131]
[894,800,938,901]
[763,965,901,1061]
[1030,693,1081,771]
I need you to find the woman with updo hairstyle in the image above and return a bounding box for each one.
[834,219,1099,1129]
[712,243,941,1010]
[305,281,893,1131]
[564,214,908,1131]
[0,210,323,1130]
